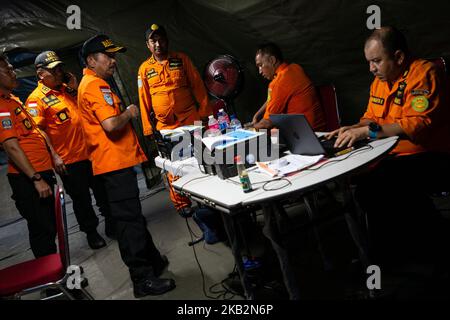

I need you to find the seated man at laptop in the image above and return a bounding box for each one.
[326,26,450,267]
[251,42,326,131]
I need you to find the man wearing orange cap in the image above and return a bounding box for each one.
[78,35,175,297]
[0,53,55,258]
[26,51,107,250]
[138,23,212,216]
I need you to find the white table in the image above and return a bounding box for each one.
[156,136,399,299]
[158,137,398,212]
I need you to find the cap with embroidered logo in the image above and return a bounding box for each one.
[35,51,64,69]
[81,34,127,59]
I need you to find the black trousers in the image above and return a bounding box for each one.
[354,152,450,266]
[60,160,102,234]
[94,167,163,281]
[8,170,57,258]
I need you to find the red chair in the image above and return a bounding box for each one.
[316,84,341,132]
[0,186,94,300]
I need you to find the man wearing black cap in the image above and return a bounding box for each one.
[138,23,211,217]
[78,34,175,297]
[25,51,107,250]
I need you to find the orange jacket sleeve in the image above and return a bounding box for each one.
[263,83,290,120]
[397,66,440,144]
[137,64,154,136]
[83,80,118,123]
[25,94,47,129]
[0,109,17,143]
[183,54,211,118]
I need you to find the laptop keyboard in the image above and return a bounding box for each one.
[319,137,368,157]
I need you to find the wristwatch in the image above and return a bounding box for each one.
[368,122,381,139]
[30,173,42,182]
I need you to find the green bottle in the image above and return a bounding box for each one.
[235,155,252,193]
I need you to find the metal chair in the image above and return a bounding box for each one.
[0,185,94,300]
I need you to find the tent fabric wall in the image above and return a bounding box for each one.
[1,0,450,124]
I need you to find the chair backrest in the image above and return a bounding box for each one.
[316,84,340,131]
[54,185,70,269]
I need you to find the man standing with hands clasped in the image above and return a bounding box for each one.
[78,35,175,297]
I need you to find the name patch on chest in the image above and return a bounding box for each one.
[371,96,385,105]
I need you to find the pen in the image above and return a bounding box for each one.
[335,146,355,156]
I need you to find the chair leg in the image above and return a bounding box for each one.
[79,287,95,300]
[58,284,76,300]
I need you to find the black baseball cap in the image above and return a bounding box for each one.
[81,34,126,59]
[35,51,64,69]
[145,24,167,40]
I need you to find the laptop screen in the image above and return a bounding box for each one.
[270,114,327,155]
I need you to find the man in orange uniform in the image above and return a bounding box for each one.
[78,35,175,297]
[0,53,55,258]
[252,42,326,131]
[327,26,450,267]
[138,24,211,216]
[26,51,107,249]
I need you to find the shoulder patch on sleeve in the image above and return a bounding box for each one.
[27,108,39,117]
[137,75,143,88]
[1,118,13,130]
[100,87,114,106]
[411,96,429,112]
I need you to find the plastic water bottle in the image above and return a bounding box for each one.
[219,108,230,125]
[207,115,221,137]
[229,114,242,131]
[217,110,228,132]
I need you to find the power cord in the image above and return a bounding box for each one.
[304,145,374,171]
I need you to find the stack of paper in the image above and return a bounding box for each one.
[256,154,324,176]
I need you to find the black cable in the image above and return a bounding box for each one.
[303,145,374,171]
[262,178,292,191]
[184,218,225,299]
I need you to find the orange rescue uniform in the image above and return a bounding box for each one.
[0,94,53,173]
[138,52,211,210]
[362,59,450,155]
[25,81,88,164]
[138,51,211,136]
[263,62,326,131]
[77,68,147,175]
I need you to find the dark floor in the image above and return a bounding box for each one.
[1,163,450,300]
